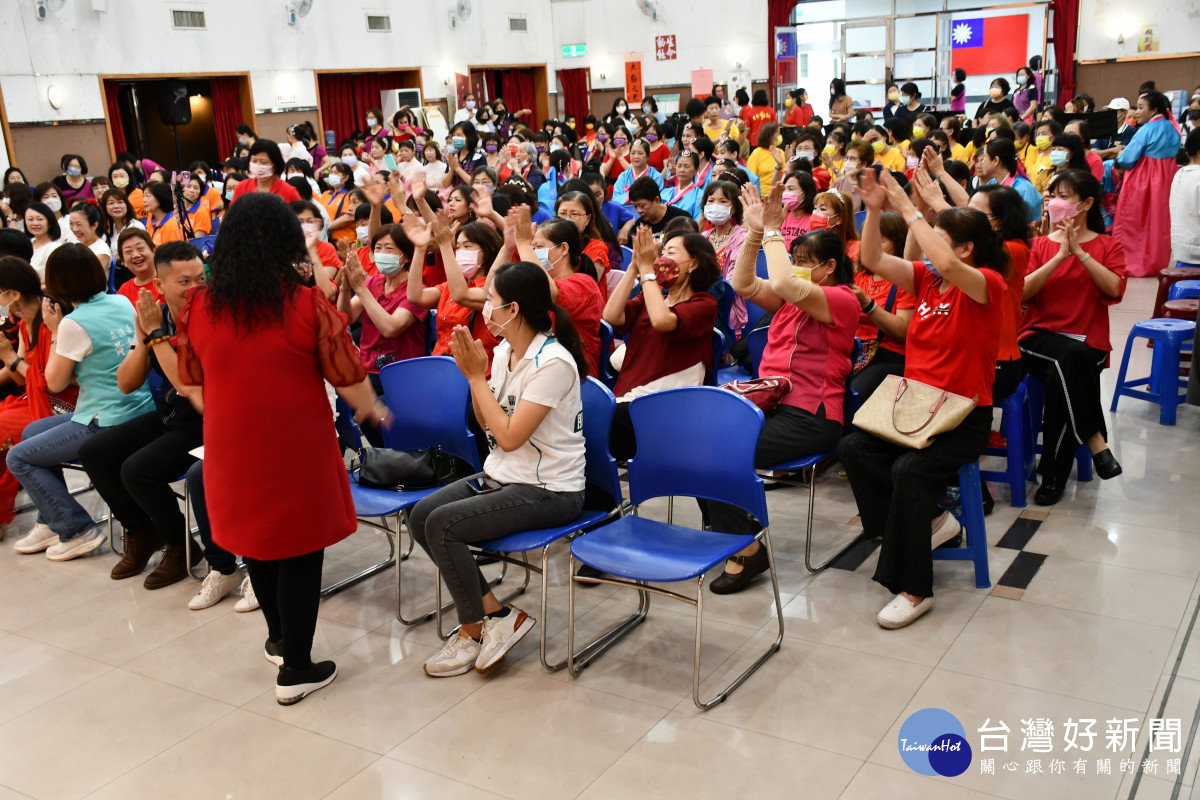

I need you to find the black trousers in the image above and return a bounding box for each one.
[993,358,1025,404]
[243,549,325,670]
[609,402,638,462]
[78,412,202,546]
[1020,331,1107,482]
[840,405,992,598]
[702,404,843,536]
[185,460,238,575]
[852,347,906,401]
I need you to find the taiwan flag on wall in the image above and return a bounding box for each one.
[950,15,1029,74]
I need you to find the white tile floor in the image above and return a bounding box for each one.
[0,277,1196,799]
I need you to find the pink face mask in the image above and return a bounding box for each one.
[1046,197,1081,226]
[248,162,273,180]
[455,248,481,279]
[781,191,802,211]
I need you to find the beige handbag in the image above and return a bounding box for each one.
[852,375,976,449]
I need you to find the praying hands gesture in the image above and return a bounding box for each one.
[449,325,489,381]
[343,250,368,293]
[135,289,163,333]
[633,225,658,277]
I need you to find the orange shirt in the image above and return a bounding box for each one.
[145,213,184,246]
[320,190,357,244]
[184,205,212,236]
[127,187,145,217]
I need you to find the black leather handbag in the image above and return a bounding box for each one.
[352,448,440,491]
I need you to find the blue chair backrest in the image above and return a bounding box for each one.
[1176,261,1200,270]
[597,320,615,389]
[755,248,768,280]
[333,395,364,452]
[209,215,221,236]
[709,280,735,349]
[748,325,770,378]
[743,297,768,333]
[424,309,437,356]
[854,210,867,233]
[619,246,633,269]
[626,387,767,524]
[845,337,862,415]
[580,377,622,507]
[707,329,726,385]
[1168,280,1200,302]
[191,235,217,257]
[377,356,481,470]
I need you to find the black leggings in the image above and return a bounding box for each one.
[243,549,325,670]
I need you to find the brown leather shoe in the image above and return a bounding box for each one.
[110,528,162,580]
[143,538,203,590]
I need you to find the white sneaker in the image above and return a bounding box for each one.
[931,511,962,550]
[877,594,934,629]
[13,522,57,554]
[475,606,536,673]
[46,528,105,562]
[188,569,244,610]
[424,634,482,677]
[233,576,259,613]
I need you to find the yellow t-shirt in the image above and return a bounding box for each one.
[950,143,967,163]
[875,146,906,173]
[1032,153,1055,193]
[962,140,977,165]
[746,147,778,196]
[704,119,740,142]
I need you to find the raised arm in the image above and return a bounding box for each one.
[402,217,443,308]
[732,182,783,311]
[923,149,969,208]
[435,210,485,309]
[858,170,918,294]
[759,184,835,323]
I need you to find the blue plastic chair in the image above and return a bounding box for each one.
[443,379,636,668]
[598,320,615,389]
[423,309,437,357]
[854,210,867,233]
[755,248,768,280]
[709,280,736,350]
[208,215,221,237]
[619,246,633,269]
[981,382,1035,508]
[1110,318,1194,425]
[376,357,486,623]
[1168,280,1200,302]
[706,329,726,385]
[743,297,768,333]
[932,462,991,589]
[568,387,785,709]
[715,325,770,385]
[761,339,862,572]
[190,235,217,257]
[1023,374,1093,482]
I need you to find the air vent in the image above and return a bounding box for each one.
[171,9,206,29]
[508,16,527,32]
[366,14,391,31]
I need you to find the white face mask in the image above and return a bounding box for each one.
[356,225,369,242]
[455,248,481,278]
[341,155,358,166]
[482,300,513,335]
[301,221,320,235]
[703,203,732,225]
[533,245,563,272]
[327,174,343,188]
[248,162,273,180]
[617,104,627,114]
[465,100,476,110]
[44,197,62,213]
[796,149,815,162]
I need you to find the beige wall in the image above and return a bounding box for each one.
[10,122,111,184]
[1076,57,1200,105]
[590,81,772,122]
[253,110,318,145]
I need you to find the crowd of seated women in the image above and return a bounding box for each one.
[0,75,1149,701]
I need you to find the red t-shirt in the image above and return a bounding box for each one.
[647,143,670,173]
[740,106,777,147]
[853,270,917,355]
[613,291,717,398]
[1085,151,1104,182]
[1020,235,1126,352]
[230,177,301,205]
[316,241,342,269]
[582,237,610,273]
[555,272,603,377]
[117,278,165,307]
[997,240,1029,362]
[757,285,860,423]
[431,277,499,363]
[358,273,429,371]
[904,263,1006,405]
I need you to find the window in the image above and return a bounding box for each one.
[366,14,391,32]
[170,9,206,29]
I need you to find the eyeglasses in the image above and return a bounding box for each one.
[559,211,589,220]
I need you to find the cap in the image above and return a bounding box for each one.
[1106,97,1131,111]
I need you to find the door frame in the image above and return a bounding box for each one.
[312,68,422,144]
[465,63,551,125]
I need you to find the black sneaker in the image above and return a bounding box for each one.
[276,660,337,706]
[264,638,284,667]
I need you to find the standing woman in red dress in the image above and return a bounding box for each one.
[174,193,388,705]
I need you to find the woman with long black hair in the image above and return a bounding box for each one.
[174,193,388,704]
[411,261,590,677]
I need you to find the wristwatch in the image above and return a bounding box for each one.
[8,356,22,372]
[763,229,782,240]
[639,273,657,284]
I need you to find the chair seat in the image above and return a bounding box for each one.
[348,480,440,517]
[765,452,829,473]
[1130,318,1195,340]
[477,509,614,553]
[716,366,751,386]
[571,516,756,583]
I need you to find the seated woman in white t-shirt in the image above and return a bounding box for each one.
[409,260,590,678]
[67,203,112,274]
[25,202,65,280]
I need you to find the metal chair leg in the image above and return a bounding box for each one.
[803,464,864,573]
[566,552,651,677]
[322,513,402,598]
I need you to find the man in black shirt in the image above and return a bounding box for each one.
[623,176,692,245]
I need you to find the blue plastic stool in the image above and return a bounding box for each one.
[1168,280,1200,302]
[981,383,1034,507]
[1110,319,1195,425]
[1022,374,1092,482]
[932,462,991,589]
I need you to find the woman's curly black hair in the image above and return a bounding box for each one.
[205,192,305,332]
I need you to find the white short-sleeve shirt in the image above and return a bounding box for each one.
[483,333,586,493]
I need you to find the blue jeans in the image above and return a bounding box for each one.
[7,415,104,540]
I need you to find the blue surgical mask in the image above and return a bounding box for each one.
[1049,150,1068,167]
[923,255,943,279]
[533,246,559,271]
[452,136,467,151]
[374,253,404,276]
[65,167,82,178]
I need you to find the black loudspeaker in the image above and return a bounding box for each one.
[159,81,192,126]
